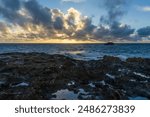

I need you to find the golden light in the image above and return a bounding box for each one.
[3,38,101,44]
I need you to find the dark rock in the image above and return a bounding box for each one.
[0,53,149,100]
[103,56,122,63]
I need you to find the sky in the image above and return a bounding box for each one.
[0,0,150,43]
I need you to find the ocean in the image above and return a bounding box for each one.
[0,43,150,60]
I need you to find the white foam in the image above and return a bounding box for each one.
[68,51,85,55]
[65,51,101,61]
[12,82,29,87]
[106,73,115,79]
[130,79,136,82]
[118,69,122,72]
[78,89,89,95]
[67,81,75,86]
[100,80,106,85]
[88,83,95,88]
[140,80,148,83]
[118,68,130,73]
[117,55,128,61]
[82,52,101,60]
[133,72,150,79]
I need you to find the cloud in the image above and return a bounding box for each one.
[0,22,10,33]
[95,0,135,40]
[0,0,28,25]
[24,0,52,27]
[137,26,150,37]
[93,23,135,41]
[139,6,150,12]
[74,17,96,39]
[53,17,64,30]
[0,0,94,40]
[100,0,127,25]
[1,0,20,11]
[110,23,134,38]
[0,0,148,42]
[62,0,86,3]
[0,0,54,40]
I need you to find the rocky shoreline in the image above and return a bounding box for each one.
[0,52,150,100]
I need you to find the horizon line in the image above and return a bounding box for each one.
[0,42,150,44]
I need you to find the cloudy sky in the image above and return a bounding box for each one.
[0,0,150,43]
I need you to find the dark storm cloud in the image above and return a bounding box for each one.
[137,26,150,37]
[0,0,53,28]
[101,0,126,25]
[83,18,96,33]
[110,22,134,38]
[0,0,148,42]
[0,6,27,25]
[0,0,31,26]
[54,17,64,30]
[1,0,20,11]
[94,23,135,40]
[24,0,52,27]
[74,18,96,39]
[94,0,135,40]
[93,25,109,39]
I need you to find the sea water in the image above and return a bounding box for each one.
[0,43,149,60]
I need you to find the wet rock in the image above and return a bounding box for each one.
[0,60,6,67]
[80,80,89,85]
[0,53,149,100]
[126,57,149,64]
[103,56,122,63]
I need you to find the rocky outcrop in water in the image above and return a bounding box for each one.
[0,53,150,100]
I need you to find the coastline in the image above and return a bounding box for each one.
[0,52,150,100]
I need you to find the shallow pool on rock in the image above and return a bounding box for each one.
[51,89,78,100]
[51,88,90,100]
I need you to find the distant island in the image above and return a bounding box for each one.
[104,42,115,45]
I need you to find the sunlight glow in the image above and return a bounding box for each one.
[2,39,102,44]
